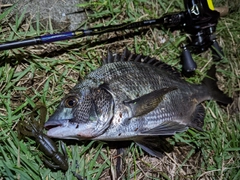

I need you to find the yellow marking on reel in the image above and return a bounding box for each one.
[207,0,215,10]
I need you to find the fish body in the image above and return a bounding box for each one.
[44,49,232,157]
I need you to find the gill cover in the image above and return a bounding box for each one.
[77,83,115,138]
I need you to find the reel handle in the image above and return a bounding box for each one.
[181,45,197,73]
[211,37,224,61]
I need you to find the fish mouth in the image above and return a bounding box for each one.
[44,120,66,130]
[44,124,61,130]
[44,119,81,139]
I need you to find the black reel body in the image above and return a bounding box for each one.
[161,0,223,73]
[183,0,220,53]
[179,0,222,73]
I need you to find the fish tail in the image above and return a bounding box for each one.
[203,65,232,105]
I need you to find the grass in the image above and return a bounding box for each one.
[0,0,239,179]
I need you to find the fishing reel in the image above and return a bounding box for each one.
[162,0,223,73]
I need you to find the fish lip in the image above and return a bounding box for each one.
[44,119,78,130]
[44,120,67,130]
[44,124,61,130]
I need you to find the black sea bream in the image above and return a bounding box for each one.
[44,49,232,157]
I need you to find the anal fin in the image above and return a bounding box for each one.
[189,104,205,131]
[124,87,177,117]
[135,136,174,158]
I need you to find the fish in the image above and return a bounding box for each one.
[44,48,232,157]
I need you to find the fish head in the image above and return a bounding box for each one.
[44,85,114,140]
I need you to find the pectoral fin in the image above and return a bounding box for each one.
[141,121,188,136]
[135,136,174,158]
[124,87,177,117]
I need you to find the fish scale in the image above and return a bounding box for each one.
[44,48,232,157]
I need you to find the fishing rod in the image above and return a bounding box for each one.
[0,0,223,73]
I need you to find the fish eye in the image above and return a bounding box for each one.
[65,96,78,108]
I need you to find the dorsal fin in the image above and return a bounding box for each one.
[103,48,182,77]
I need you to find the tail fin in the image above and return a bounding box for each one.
[203,65,233,105]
